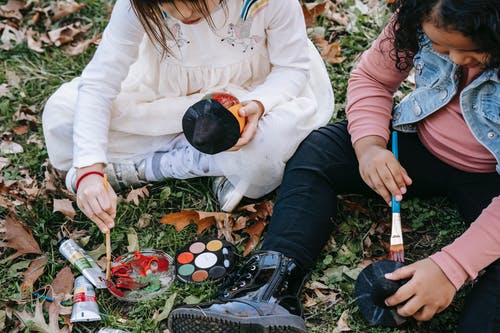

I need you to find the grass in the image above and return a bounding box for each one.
[0,0,468,332]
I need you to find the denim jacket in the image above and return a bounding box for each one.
[392,35,500,175]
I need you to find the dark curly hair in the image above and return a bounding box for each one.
[388,0,500,75]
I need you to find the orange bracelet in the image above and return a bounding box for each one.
[75,171,105,191]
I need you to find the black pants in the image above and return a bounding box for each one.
[261,120,500,331]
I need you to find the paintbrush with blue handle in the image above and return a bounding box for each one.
[389,131,404,262]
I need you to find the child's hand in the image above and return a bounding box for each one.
[384,258,457,321]
[76,168,117,233]
[354,135,412,205]
[228,100,264,151]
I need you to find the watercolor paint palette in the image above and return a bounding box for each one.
[175,238,237,283]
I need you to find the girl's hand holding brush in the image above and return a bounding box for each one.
[76,163,117,233]
[354,135,412,206]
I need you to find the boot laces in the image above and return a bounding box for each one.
[219,255,259,298]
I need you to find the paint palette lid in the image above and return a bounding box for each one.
[175,238,238,284]
[106,249,175,302]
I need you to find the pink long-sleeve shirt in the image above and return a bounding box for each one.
[346,24,500,290]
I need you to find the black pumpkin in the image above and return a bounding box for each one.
[183,99,241,155]
[354,260,409,327]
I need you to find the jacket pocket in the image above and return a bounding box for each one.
[478,84,500,124]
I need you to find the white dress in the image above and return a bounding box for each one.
[43,0,334,198]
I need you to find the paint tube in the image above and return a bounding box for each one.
[96,329,130,333]
[58,237,107,289]
[70,276,101,323]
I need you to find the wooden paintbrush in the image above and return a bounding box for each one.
[103,174,112,280]
[389,131,404,263]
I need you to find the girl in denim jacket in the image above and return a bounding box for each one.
[169,0,499,332]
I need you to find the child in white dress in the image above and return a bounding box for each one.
[42,0,334,232]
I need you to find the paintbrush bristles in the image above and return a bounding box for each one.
[390,212,405,263]
[390,244,405,262]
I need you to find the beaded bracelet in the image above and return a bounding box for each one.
[75,171,105,192]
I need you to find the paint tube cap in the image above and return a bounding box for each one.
[57,237,69,248]
[354,260,408,327]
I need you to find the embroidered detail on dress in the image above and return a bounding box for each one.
[221,18,261,52]
[161,10,190,51]
[166,23,190,49]
[218,0,267,52]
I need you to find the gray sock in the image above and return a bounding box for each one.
[144,147,216,181]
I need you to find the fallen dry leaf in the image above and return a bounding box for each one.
[215,212,236,243]
[0,83,11,98]
[26,28,45,53]
[20,255,48,296]
[48,266,74,300]
[12,124,28,136]
[51,0,85,21]
[242,219,268,256]
[42,169,58,193]
[0,215,42,261]
[304,292,317,307]
[53,199,76,219]
[314,39,346,64]
[0,24,25,50]
[0,140,24,154]
[0,157,10,171]
[125,184,151,206]
[63,32,100,56]
[13,106,40,124]
[160,210,199,232]
[301,2,327,28]
[333,309,352,332]
[195,216,216,234]
[47,22,90,47]
[160,210,226,234]
[14,299,70,333]
[0,0,26,21]
[47,266,74,316]
[196,212,228,234]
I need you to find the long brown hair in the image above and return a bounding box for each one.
[130,0,227,56]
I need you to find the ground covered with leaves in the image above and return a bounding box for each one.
[1,1,469,332]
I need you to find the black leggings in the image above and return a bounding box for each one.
[262,120,500,331]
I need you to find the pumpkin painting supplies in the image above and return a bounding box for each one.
[106,249,174,302]
[70,275,101,323]
[354,260,409,327]
[182,93,246,154]
[389,131,404,263]
[175,238,238,284]
[58,237,107,289]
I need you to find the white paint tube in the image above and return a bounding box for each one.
[58,237,107,289]
[70,276,101,323]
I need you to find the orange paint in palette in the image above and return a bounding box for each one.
[175,238,237,283]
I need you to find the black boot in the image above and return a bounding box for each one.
[168,250,309,333]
